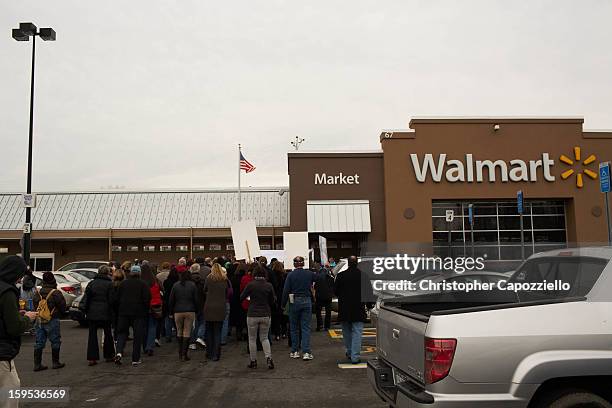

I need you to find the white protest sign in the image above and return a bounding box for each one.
[283,232,309,270]
[231,219,261,261]
[260,250,285,265]
[319,235,328,265]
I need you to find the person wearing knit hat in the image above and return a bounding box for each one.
[130,265,141,275]
[42,272,56,285]
[32,272,67,371]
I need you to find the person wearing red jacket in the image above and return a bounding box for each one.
[141,264,162,356]
[240,265,254,312]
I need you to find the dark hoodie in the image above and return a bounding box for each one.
[0,256,31,361]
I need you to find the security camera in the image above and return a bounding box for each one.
[493,124,500,131]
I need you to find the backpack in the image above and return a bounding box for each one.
[36,288,58,324]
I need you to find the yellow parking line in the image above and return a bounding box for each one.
[328,328,377,339]
[338,363,367,369]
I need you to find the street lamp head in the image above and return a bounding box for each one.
[12,28,29,41]
[19,22,37,36]
[39,28,56,41]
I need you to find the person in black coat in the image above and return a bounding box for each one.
[113,265,151,366]
[333,256,368,364]
[83,265,115,365]
[314,263,335,331]
[162,267,179,343]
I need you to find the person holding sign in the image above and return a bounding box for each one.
[281,256,315,361]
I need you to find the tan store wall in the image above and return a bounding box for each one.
[381,119,612,244]
[288,152,386,242]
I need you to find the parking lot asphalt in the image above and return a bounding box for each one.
[14,320,384,408]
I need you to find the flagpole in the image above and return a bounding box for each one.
[238,144,242,221]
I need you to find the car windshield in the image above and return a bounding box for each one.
[509,256,608,301]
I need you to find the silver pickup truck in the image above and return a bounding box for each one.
[368,247,612,408]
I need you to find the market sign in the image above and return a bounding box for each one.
[314,172,360,185]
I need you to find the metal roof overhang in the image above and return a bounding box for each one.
[306,200,371,233]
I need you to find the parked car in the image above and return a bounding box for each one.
[57,261,107,272]
[31,271,82,308]
[368,247,612,407]
[68,294,87,326]
[53,271,91,292]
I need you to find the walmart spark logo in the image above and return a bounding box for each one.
[559,147,597,188]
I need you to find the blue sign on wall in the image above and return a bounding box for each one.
[468,204,474,226]
[517,190,524,214]
[600,162,611,193]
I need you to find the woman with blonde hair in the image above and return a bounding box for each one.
[203,263,232,361]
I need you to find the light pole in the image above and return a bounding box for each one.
[12,22,56,266]
[291,136,305,151]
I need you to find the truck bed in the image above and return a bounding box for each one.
[381,291,519,320]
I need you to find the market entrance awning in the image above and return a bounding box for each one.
[306,200,371,233]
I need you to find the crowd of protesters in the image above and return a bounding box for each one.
[1,252,370,407]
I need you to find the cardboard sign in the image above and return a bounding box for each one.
[319,235,328,265]
[283,232,309,270]
[231,220,261,261]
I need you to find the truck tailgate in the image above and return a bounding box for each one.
[377,306,428,385]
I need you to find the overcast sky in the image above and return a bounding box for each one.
[2,1,611,192]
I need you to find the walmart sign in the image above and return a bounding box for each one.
[410,153,556,183]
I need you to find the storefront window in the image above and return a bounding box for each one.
[432,200,567,263]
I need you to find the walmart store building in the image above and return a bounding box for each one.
[1,117,611,270]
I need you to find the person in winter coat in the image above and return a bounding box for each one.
[110,268,125,339]
[162,266,179,342]
[282,256,316,360]
[32,272,67,371]
[270,261,288,339]
[19,272,36,311]
[203,263,232,361]
[141,264,162,356]
[314,262,335,331]
[230,262,247,341]
[333,256,368,364]
[168,269,199,361]
[156,262,171,285]
[189,263,206,350]
[240,264,276,369]
[0,256,37,408]
[113,265,151,366]
[84,265,115,365]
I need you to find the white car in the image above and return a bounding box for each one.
[57,261,107,272]
[53,271,91,292]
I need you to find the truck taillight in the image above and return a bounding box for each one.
[425,337,457,384]
[61,286,75,293]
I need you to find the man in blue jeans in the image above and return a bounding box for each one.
[334,256,368,364]
[282,256,315,361]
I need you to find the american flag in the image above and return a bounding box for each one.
[240,152,256,173]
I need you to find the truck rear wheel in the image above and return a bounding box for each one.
[535,388,612,408]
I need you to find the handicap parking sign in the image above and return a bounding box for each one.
[600,162,611,193]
